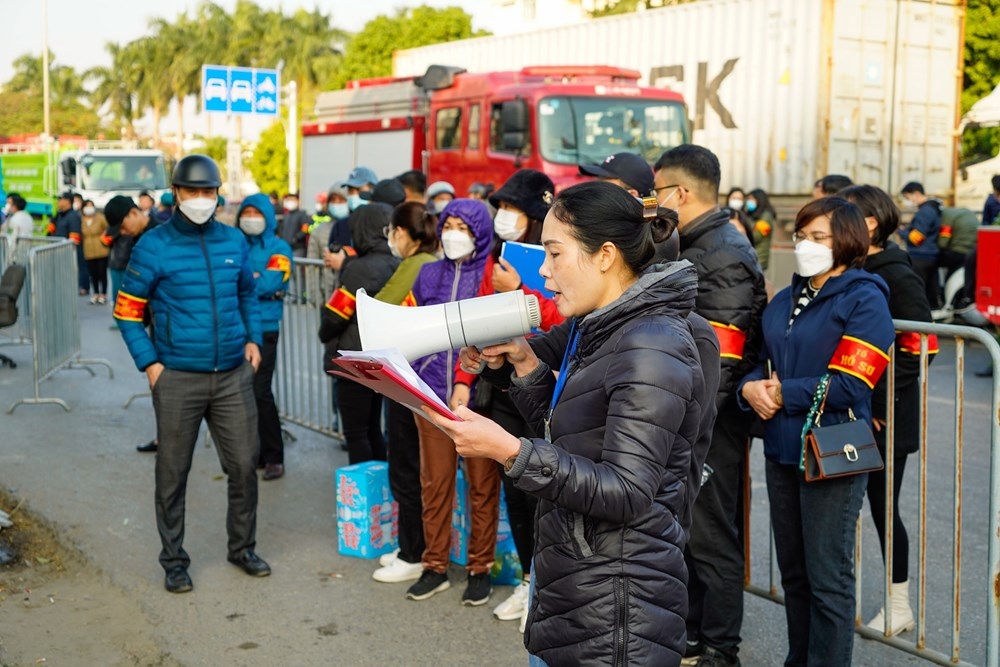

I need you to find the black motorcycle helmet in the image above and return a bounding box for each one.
[172,154,222,188]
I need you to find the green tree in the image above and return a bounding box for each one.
[961,0,1000,160]
[245,120,290,196]
[85,41,144,139]
[1,52,103,137]
[331,6,486,89]
[573,0,699,18]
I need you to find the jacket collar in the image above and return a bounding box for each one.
[679,208,728,247]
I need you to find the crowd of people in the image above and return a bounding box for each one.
[4,144,996,666]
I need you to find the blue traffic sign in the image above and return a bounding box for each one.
[201,65,280,116]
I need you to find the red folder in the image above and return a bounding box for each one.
[329,358,460,422]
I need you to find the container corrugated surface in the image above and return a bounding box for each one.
[394,0,962,196]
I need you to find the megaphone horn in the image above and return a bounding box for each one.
[356,289,542,362]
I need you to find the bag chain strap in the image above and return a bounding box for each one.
[799,373,831,472]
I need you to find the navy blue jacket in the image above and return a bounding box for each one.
[903,200,941,259]
[738,269,894,466]
[116,209,262,372]
[237,193,292,334]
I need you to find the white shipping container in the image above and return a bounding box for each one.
[394,0,963,197]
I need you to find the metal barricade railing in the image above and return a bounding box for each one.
[7,240,113,413]
[273,257,341,438]
[3,235,62,344]
[744,320,1000,667]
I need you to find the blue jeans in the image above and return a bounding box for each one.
[766,459,866,667]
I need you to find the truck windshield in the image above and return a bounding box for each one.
[538,96,688,166]
[79,155,169,191]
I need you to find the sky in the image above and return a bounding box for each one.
[0,0,484,139]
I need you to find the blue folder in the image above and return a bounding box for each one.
[500,241,553,298]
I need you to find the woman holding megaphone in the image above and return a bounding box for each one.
[424,181,707,667]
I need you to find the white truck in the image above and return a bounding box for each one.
[393,0,964,201]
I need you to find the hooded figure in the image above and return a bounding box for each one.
[318,201,400,464]
[236,193,293,334]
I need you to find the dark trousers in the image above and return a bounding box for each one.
[86,257,108,295]
[76,243,89,292]
[152,363,259,571]
[766,459,867,667]
[490,391,537,576]
[911,256,941,309]
[685,402,749,653]
[255,331,285,466]
[387,401,424,564]
[867,451,910,583]
[336,377,386,464]
[938,248,966,280]
[963,249,977,302]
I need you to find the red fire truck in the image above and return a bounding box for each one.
[300,65,688,199]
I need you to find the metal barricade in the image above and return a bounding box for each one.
[273,257,341,438]
[7,240,113,413]
[743,320,1000,667]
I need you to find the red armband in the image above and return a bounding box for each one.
[754,220,772,237]
[100,232,114,247]
[47,222,56,235]
[68,232,81,245]
[343,246,357,257]
[827,335,890,388]
[113,291,148,322]
[266,254,292,281]
[907,229,926,246]
[709,321,747,360]
[895,332,939,356]
[325,287,357,320]
[939,225,953,240]
[401,291,417,307]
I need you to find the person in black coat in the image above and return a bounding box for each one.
[654,145,767,666]
[842,184,936,636]
[318,200,400,463]
[426,182,717,667]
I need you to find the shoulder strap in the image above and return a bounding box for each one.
[799,373,831,472]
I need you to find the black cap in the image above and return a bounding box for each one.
[172,154,222,188]
[361,179,406,207]
[579,152,654,196]
[489,169,555,222]
[104,195,138,235]
[58,191,74,201]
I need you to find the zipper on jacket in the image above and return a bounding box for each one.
[445,262,463,401]
[614,575,628,667]
[198,232,220,370]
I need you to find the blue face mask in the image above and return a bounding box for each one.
[329,202,350,219]
[746,200,758,213]
[347,194,367,211]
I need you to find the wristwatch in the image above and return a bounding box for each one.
[504,453,517,473]
[774,383,783,406]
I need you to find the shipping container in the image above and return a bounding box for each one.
[394,0,964,198]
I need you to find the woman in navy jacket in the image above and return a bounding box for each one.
[739,197,894,667]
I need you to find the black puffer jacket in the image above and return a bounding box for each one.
[503,262,708,667]
[864,242,935,454]
[679,209,766,405]
[318,204,399,369]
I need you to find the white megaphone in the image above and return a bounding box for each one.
[356,289,542,362]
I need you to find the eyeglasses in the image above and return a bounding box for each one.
[792,231,833,244]
[653,183,684,195]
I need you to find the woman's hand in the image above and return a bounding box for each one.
[492,258,522,293]
[422,405,522,464]
[459,346,491,372]
[482,337,538,378]
[742,378,781,421]
[449,383,471,411]
[323,248,346,271]
[872,418,887,432]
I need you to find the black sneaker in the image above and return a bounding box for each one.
[406,569,450,601]
[680,639,703,666]
[461,572,492,606]
[695,646,740,667]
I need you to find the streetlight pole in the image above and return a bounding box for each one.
[287,79,298,196]
[41,0,51,139]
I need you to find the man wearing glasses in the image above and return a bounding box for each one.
[653,145,767,667]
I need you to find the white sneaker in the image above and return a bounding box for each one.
[493,580,530,621]
[373,557,423,583]
[378,549,400,567]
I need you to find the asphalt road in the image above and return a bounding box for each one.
[0,299,996,666]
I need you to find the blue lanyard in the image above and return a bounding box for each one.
[546,319,579,439]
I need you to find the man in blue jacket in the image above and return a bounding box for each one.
[901,181,942,310]
[235,193,292,481]
[114,155,269,593]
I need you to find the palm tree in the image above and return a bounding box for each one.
[133,36,173,147]
[85,42,141,139]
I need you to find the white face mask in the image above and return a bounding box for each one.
[3,204,11,215]
[283,199,298,211]
[493,208,524,241]
[73,201,82,211]
[728,198,743,211]
[240,216,266,236]
[387,233,403,259]
[83,206,96,216]
[178,197,217,225]
[794,239,834,277]
[441,229,476,260]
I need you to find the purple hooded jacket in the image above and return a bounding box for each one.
[411,198,494,402]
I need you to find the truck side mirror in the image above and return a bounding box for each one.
[501,100,528,152]
[61,158,76,184]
